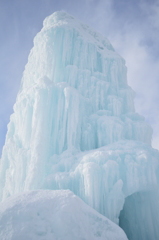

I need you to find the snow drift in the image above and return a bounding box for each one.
[0,190,128,240]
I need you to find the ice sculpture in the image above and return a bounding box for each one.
[0,189,128,240]
[0,11,159,240]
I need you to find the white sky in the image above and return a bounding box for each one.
[0,0,158,154]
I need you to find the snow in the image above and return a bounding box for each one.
[0,189,128,240]
[0,11,159,240]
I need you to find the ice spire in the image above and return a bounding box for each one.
[0,11,159,240]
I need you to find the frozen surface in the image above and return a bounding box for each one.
[42,139,159,239]
[0,11,159,240]
[0,189,128,240]
[0,11,153,199]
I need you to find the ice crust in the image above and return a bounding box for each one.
[0,11,159,240]
[0,189,128,240]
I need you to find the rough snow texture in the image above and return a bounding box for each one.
[0,190,128,240]
[0,11,159,240]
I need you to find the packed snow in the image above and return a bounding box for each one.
[0,11,159,240]
[0,189,128,240]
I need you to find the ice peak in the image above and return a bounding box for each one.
[43,11,115,52]
[1,11,159,240]
[43,11,76,27]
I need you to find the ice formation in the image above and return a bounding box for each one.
[0,11,159,240]
[0,189,128,240]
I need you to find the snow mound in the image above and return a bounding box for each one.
[0,190,128,240]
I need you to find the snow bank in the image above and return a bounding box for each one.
[0,189,128,240]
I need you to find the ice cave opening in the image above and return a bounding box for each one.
[119,191,159,240]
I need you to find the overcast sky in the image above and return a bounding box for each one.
[0,0,158,155]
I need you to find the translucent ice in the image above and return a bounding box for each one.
[0,11,159,240]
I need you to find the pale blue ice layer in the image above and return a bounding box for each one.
[0,11,159,240]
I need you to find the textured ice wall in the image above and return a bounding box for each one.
[0,11,159,239]
[0,11,153,197]
[44,141,159,224]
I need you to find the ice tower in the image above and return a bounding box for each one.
[0,11,159,240]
